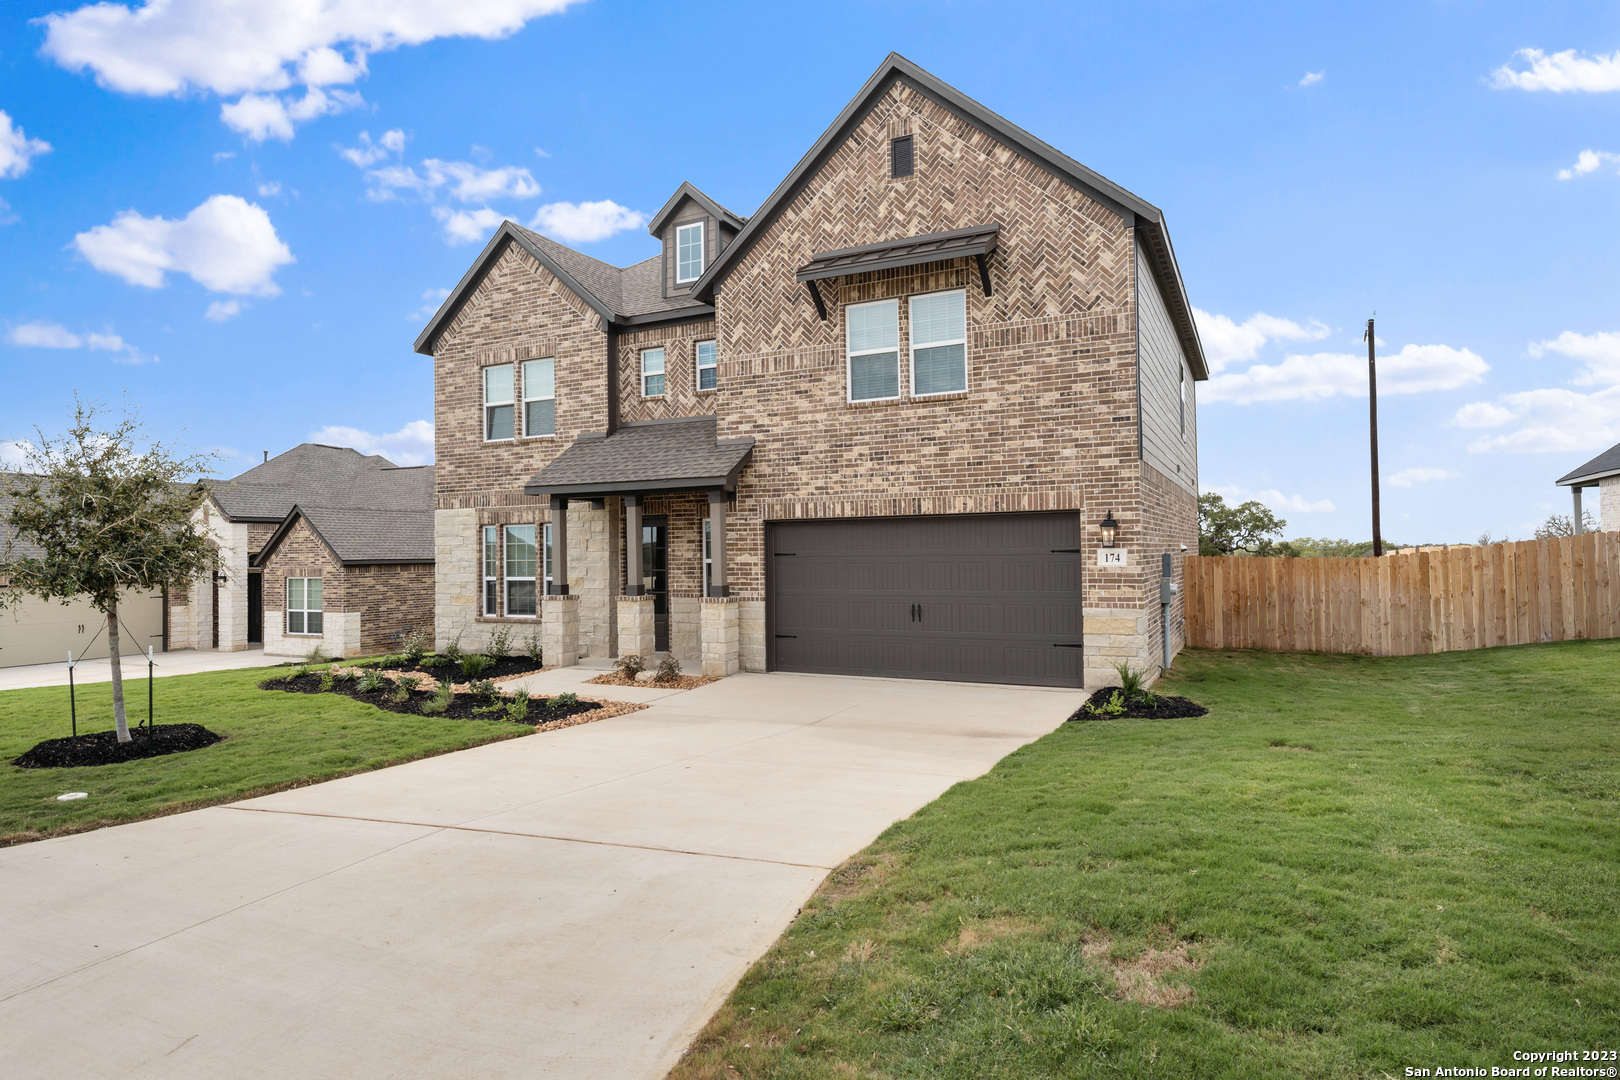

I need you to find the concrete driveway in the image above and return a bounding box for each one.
[0,671,1074,1079]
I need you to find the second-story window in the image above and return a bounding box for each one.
[847,299,899,402]
[523,358,555,437]
[484,363,514,441]
[909,290,967,396]
[641,348,666,397]
[676,221,704,283]
[695,340,717,392]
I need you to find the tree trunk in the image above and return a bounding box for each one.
[108,601,131,744]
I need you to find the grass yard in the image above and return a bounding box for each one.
[672,642,1620,1079]
[0,664,529,845]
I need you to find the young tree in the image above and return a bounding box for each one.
[1197,492,1289,556]
[1533,511,1598,539]
[0,399,219,743]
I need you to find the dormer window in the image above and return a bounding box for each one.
[676,221,705,283]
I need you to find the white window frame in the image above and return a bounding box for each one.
[694,339,718,393]
[484,363,515,442]
[907,289,968,398]
[483,526,500,616]
[522,358,556,439]
[702,517,712,594]
[286,577,323,635]
[641,348,666,398]
[846,298,901,403]
[504,524,537,618]
[675,221,705,283]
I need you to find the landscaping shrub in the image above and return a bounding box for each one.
[400,627,430,665]
[444,633,463,663]
[487,626,513,659]
[1113,661,1156,706]
[459,653,493,679]
[524,629,543,664]
[418,681,453,716]
[303,644,330,664]
[615,653,645,678]
[420,655,449,669]
[333,667,359,684]
[655,655,682,683]
[552,691,579,707]
[505,691,530,723]
[468,678,498,700]
[357,670,387,694]
[395,674,422,693]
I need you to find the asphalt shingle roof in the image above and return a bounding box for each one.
[295,505,435,564]
[1558,440,1620,485]
[511,224,710,319]
[526,416,753,494]
[208,444,433,522]
[796,224,1001,282]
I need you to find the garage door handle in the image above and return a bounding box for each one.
[1053,643,1083,649]
[1050,548,1080,554]
[774,552,797,557]
[775,634,797,639]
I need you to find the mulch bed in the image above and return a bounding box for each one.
[260,671,644,729]
[343,654,546,682]
[13,724,224,769]
[1066,686,1209,723]
[586,671,719,690]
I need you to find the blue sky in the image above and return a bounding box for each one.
[2,1,1618,543]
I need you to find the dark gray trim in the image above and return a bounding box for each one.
[806,279,827,320]
[647,181,747,235]
[794,224,1000,282]
[1557,471,1620,487]
[686,52,1207,379]
[617,306,716,328]
[605,320,619,436]
[525,474,743,498]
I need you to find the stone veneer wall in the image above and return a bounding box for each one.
[1602,476,1620,531]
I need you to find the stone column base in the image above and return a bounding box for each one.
[700,597,740,678]
[541,595,580,668]
[617,594,656,659]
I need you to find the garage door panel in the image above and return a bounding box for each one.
[769,513,1082,688]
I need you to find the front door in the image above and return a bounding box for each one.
[247,572,263,644]
[640,516,670,653]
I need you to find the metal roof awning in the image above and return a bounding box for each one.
[794,225,999,319]
[523,416,754,500]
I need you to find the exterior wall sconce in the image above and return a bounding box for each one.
[1099,510,1119,548]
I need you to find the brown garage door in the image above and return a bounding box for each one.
[766,513,1083,687]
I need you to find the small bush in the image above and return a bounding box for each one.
[614,653,645,678]
[357,670,388,694]
[420,655,448,669]
[332,667,358,684]
[487,625,513,659]
[303,644,330,665]
[318,673,335,691]
[400,627,430,664]
[418,681,453,716]
[551,691,579,707]
[468,678,498,700]
[459,653,493,679]
[655,655,682,683]
[444,633,464,663]
[395,674,422,693]
[1113,661,1157,707]
[524,629,543,664]
[506,692,530,723]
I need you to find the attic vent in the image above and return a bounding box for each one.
[890,135,914,179]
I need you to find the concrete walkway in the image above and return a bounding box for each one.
[0,647,285,692]
[0,671,1076,1079]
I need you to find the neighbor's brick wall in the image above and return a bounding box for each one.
[259,517,348,640]
[350,562,434,654]
[1602,476,1620,531]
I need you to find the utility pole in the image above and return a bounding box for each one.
[1365,316,1383,557]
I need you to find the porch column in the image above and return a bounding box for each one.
[1573,486,1585,535]
[624,494,643,596]
[549,495,569,594]
[707,490,729,597]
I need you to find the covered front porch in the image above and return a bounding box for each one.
[525,416,753,677]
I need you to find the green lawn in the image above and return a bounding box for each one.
[672,642,1620,1079]
[0,665,528,845]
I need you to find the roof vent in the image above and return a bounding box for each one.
[890,135,914,179]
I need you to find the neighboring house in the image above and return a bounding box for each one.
[1557,441,1620,533]
[415,53,1206,689]
[0,473,164,669]
[168,444,435,659]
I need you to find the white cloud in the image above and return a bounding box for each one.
[0,111,51,178]
[1556,149,1620,180]
[72,194,293,295]
[40,0,582,139]
[204,299,245,321]
[432,205,505,244]
[0,439,33,469]
[365,158,539,203]
[408,286,451,321]
[1387,467,1456,489]
[1491,48,1620,93]
[1298,71,1324,87]
[6,320,150,362]
[1206,484,1336,514]
[1205,343,1488,404]
[257,180,282,196]
[308,420,434,466]
[529,199,648,243]
[1191,309,1329,374]
[340,128,405,167]
[1458,329,1620,453]
[1529,330,1620,386]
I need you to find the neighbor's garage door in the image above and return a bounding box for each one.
[766,513,1082,687]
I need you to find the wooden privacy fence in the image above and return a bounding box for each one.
[1185,532,1620,656]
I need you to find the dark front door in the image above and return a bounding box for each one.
[766,512,1083,687]
[640,516,670,652]
[247,572,263,644]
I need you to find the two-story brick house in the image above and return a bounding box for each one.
[417,53,1206,688]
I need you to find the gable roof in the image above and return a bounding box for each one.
[413,222,714,354]
[1557,440,1620,486]
[254,503,435,567]
[687,52,1207,379]
[647,181,747,235]
[207,444,433,524]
